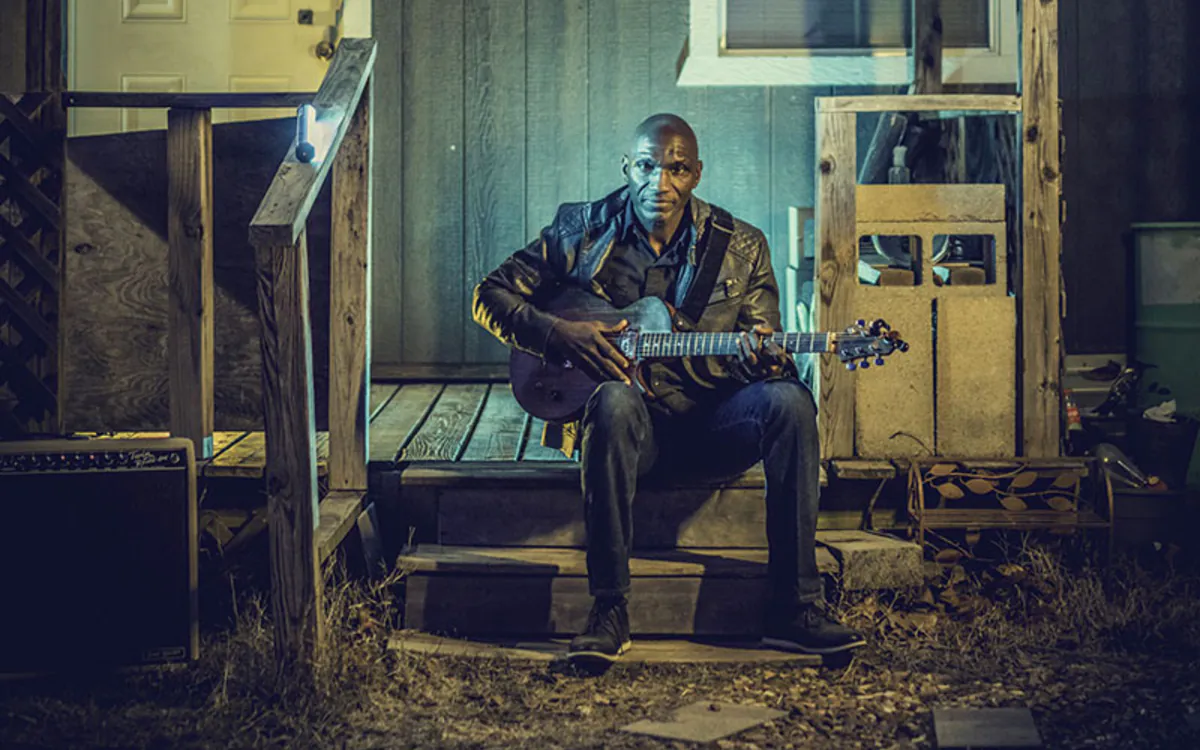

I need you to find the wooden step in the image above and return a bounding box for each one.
[388,632,821,665]
[399,534,920,637]
[411,464,878,548]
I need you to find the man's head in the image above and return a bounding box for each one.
[622,113,703,235]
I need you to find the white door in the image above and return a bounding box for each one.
[68,0,345,136]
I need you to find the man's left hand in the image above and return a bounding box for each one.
[734,324,789,381]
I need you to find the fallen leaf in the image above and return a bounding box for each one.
[999,495,1028,511]
[937,483,965,500]
[935,549,963,564]
[996,563,1026,579]
[1046,495,1075,512]
[966,478,996,495]
[929,463,957,476]
[949,565,967,585]
[1010,471,1038,489]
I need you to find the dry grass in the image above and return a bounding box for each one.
[839,534,1200,674]
[0,564,416,749]
[4,536,1200,749]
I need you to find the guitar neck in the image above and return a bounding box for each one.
[635,332,830,359]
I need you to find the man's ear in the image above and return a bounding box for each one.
[621,155,630,178]
[694,159,704,186]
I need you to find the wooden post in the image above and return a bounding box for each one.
[256,230,322,673]
[913,0,943,94]
[167,107,215,459]
[329,80,372,491]
[815,105,857,460]
[1020,0,1063,457]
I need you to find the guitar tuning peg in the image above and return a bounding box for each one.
[860,359,871,370]
[856,319,866,327]
[875,357,885,366]
[846,361,857,371]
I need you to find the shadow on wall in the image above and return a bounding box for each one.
[63,117,333,432]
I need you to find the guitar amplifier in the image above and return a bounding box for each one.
[0,438,198,672]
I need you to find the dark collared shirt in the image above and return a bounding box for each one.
[598,202,724,418]
[599,201,694,309]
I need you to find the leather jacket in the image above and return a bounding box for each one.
[472,187,796,446]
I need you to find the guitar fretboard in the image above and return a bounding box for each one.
[635,332,828,358]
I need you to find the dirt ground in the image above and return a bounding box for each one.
[3,539,1200,749]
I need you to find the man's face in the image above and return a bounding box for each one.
[622,128,702,232]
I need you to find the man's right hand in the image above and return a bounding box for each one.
[546,319,631,385]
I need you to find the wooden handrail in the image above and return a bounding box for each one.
[246,37,376,677]
[67,92,316,109]
[249,37,377,249]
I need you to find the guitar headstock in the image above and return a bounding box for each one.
[835,319,909,371]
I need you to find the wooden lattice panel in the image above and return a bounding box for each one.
[0,93,63,437]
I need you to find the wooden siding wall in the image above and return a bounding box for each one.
[371,0,1200,364]
[1059,0,1200,354]
[371,0,839,365]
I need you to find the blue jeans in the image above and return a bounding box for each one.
[579,378,823,606]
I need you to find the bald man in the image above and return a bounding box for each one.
[474,114,864,665]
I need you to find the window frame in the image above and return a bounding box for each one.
[677,0,1018,86]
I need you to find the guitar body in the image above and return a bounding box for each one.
[510,288,673,422]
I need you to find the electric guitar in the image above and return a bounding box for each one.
[510,287,908,422]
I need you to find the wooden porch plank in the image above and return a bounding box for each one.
[521,418,574,462]
[459,383,527,461]
[316,489,366,563]
[368,383,400,421]
[369,383,443,465]
[211,431,248,457]
[401,383,489,462]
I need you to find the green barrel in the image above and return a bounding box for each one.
[1132,224,1200,489]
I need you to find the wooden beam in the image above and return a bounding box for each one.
[250,38,378,249]
[167,107,215,460]
[329,81,372,492]
[1020,0,1063,457]
[913,0,943,94]
[66,91,316,109]
[815,110,857,460]
[24,0,63,93]
[818,95,1021,114]
[256,230,322,674]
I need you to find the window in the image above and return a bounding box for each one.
[677,0,1017,86]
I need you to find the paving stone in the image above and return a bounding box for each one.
[620,701,786,743]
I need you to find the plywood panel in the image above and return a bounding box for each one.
[401,0,464,362]
[463,0,526,364]
[586,0,650,198]
[62,118,331,431]
[854,291,934,458]
[525,0,589,234]
[937,296,1016,457]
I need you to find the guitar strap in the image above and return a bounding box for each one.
[677,205,735,327]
